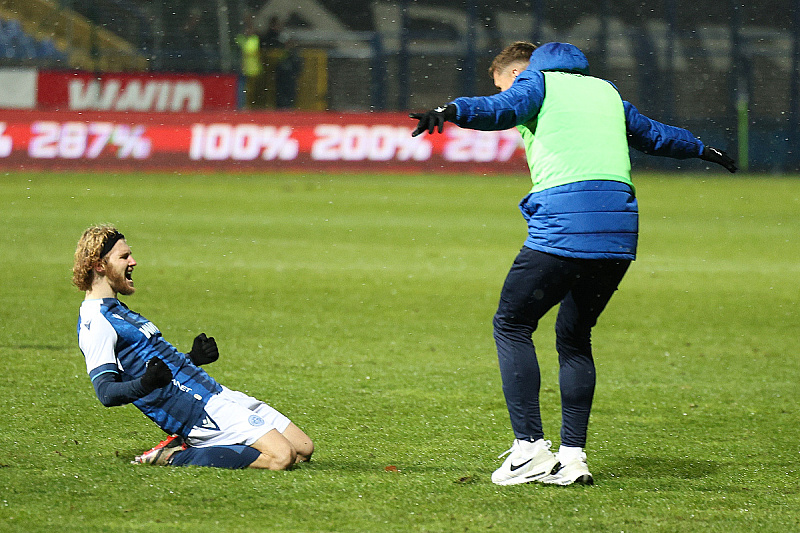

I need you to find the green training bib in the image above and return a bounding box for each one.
[517,71,633,193]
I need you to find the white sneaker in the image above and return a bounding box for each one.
[540,449,594,486]
[491,439,559,486]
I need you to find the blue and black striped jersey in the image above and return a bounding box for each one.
[78,298,223,437]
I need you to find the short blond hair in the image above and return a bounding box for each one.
[489,41,536,77]
[72,225,120,291]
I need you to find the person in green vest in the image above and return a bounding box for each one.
[410,41,736,486]
[235,18,265,109]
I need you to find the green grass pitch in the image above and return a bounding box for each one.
[1,170,798,532]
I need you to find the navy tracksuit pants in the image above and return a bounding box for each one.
[493,246,630,448]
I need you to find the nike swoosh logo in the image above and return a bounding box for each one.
[509,458,533,471]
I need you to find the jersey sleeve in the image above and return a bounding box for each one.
[78,311,153,407]
[91,371,150,407]
[79,311,120,381]
[624,101,705,158]
[450,70,546,131]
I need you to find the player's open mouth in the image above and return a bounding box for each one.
[125,270,134,282]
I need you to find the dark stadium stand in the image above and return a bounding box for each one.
[0,18,66,63]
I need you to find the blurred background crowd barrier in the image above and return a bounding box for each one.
[1,0,798,172]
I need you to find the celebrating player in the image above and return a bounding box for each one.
[73,225,313,469]
[410,41,736,486]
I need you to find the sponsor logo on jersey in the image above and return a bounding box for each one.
[171,378,193,394]
[248,414,265,427]
[138,321,160,339]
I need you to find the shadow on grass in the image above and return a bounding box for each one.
[1,343,69,351]
[115,453,403,476]
[605,456,720,480]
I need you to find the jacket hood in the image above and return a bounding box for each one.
[527,42,590,75]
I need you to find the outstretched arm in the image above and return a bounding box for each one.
[624,101,737,172]
[411,70,546,135]
[624,101,705,158]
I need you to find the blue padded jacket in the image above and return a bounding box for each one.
[450,42,706,260]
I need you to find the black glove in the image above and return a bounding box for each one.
[409,104,457,137]
[700,146,738,173]
[188,332,219,366]
[141,357,172,391]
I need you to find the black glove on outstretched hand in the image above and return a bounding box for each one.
[141,357,172,391]
[409,104,457,137]
[188,332,219,366]
[700,146,738,173]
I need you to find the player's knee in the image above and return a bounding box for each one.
[555,323,592,357]
[296,439,314,462]
[492,312,505,332]
[493,312,535,339]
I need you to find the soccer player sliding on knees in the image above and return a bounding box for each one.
[74,225,313,469]
[410,41,736,486]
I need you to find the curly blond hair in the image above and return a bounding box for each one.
[488,41,536,77]
[72,225,120,291]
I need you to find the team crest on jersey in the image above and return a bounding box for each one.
[248,415,265,427]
